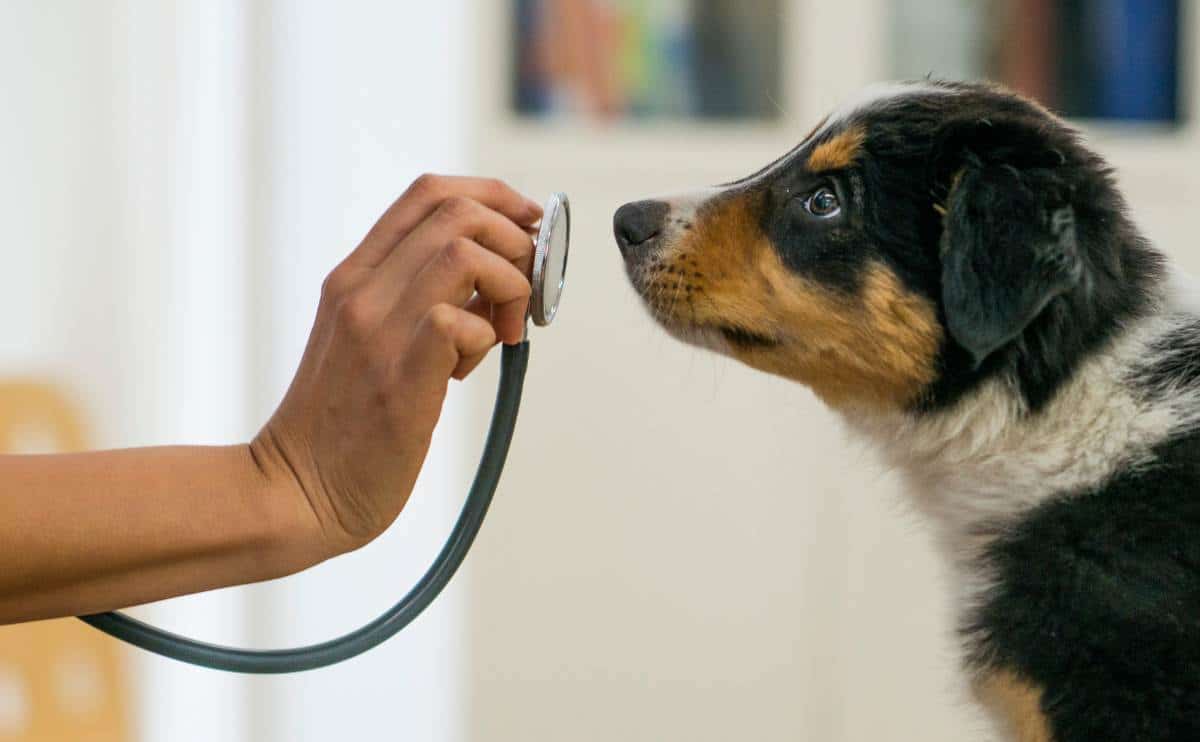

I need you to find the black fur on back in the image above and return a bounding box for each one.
[966,430,1200,741]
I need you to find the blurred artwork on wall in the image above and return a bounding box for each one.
[891,0,1180,123]
[512,0,784,121]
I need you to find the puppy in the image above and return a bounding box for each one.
[615,81,1200,742]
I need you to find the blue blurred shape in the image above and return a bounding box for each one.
[1091,0,1178,121]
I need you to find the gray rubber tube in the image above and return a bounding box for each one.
[77,341,530,673]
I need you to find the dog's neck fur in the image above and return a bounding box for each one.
[843,263,1200,598]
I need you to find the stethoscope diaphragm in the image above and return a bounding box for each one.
[530,192,570,327]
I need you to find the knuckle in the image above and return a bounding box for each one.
[482,177,508,197]
[321,266,353,301]
[423,304,459,338]
[336,292,377,337]
[437,195,479,222]
[408,172,443,199]
[440,238,476,271]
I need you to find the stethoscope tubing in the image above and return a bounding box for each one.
[77,341,530,673]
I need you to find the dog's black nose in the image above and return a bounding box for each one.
[614,200,669,253]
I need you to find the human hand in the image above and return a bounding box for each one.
[251,175,542,559]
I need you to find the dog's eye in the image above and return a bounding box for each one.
[805,187,840,217]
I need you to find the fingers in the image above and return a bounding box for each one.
[400,238,531,344]
[405,304,498,386]
[320,174,540,397]
[460,296,504,373]
[451,348,492,380]
[463,294,493,323]
[372,194,536,296]
[354,175,542,267]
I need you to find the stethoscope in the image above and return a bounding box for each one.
[77,193,571,674]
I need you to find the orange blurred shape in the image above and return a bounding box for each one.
[0,382,131,742]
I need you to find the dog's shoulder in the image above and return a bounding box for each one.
[966,326,1200,740]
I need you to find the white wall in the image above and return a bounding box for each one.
[1,2,471,740]
[461,3,983,740]
[461,4,1200,741]
[2,2,255,739]
[111,1,257,739]
[244,2,471,741]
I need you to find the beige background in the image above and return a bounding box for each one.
[465,5,976,739]
[464,2,1200,740]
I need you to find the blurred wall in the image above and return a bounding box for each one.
[1,2,471,741]
[242,2,472,741]
[1,2,256,739]
[5,2,1200,742]
[464,3,1200,742]
[463,3,986,741]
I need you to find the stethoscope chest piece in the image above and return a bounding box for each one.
[531,192,570,327]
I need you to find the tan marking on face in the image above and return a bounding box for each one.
[806,126,865,172]
[975,671,1054,742]
[645,192,942,411]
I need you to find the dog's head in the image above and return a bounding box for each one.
[616,81,1159,413]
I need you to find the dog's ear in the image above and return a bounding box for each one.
[935,119,1084,368]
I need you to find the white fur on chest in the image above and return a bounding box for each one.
[845,271,1200,608]
[856,324,1168,545]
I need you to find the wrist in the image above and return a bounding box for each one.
[240,437,339,574]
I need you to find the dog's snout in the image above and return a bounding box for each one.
[614,200,669,253]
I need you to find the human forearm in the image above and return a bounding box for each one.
[0,444,321,623]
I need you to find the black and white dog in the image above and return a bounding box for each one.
[615,81,1200,742]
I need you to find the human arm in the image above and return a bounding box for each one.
[0,175,540,624]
